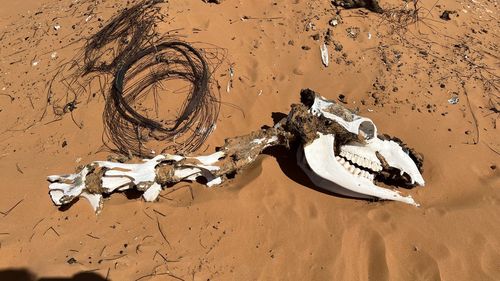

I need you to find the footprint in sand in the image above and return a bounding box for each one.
[307,202,318,219]
[365,231,390,281]
[245,57,260,84]
[367,208,391,223]
[405,249,442,281]
[333,226,390,280]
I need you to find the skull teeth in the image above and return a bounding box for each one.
[338,150,382,172]
[354,168,361,176]
[337,155,375,181]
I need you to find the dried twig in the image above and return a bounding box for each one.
[152,209,166,217]
[486,144,500,156]
[32,218,45,230]
[99,254,127,262]
[105,268,111,281]
[100,246,107,256]
[135,271,185,281]
[43,226,60,237]
[1,199,24,216]
[0,93,15,102]
[87,233,100,239]
[16,163,24,174]
[142,209,154,220]
[461,85,479,145]
[156,217,171,248]
[153,250,168,263]
[29,218,45,242]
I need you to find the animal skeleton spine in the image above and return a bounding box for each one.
[48,89,425,213]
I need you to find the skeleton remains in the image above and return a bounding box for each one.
[48,89,425,213]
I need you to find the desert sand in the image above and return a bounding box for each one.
[0,0,499,280]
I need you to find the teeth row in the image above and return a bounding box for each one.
[339,151,382,172]
[336,156,375,181]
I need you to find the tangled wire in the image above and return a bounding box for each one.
[47,0,222,158]
[82,0,163,74]
[105,41,220,157]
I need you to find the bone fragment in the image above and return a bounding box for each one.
[320,43,329,67]
[49,127,291,213]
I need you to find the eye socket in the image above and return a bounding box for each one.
[359,121,375,140]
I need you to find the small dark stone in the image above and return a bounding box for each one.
[324,29,333,45]
[346,27,360,39]
[62,140,67,148]
[301,45,311,50]
[491,165,496,170]
[440,10,453,21]
[338,94,347,104]
[67,258,77,264]
[312,33,320,40]
[332,0,383,14]
[333,41,343,52]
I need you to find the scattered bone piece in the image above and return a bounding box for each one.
[320,43,329,67]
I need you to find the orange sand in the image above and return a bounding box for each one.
[0,0,498,280]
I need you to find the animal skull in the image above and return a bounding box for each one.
[297,90,424,206]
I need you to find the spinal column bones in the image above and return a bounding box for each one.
[48,89,425,213]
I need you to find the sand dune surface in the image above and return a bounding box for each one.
[0,0,499,280]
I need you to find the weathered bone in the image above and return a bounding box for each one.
[49,127,290,213]
[299,133,418,205]
[48,90,425,213]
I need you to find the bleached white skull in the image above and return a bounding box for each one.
[297,90,425,206]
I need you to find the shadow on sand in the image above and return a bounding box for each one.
[0,269,106,281]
